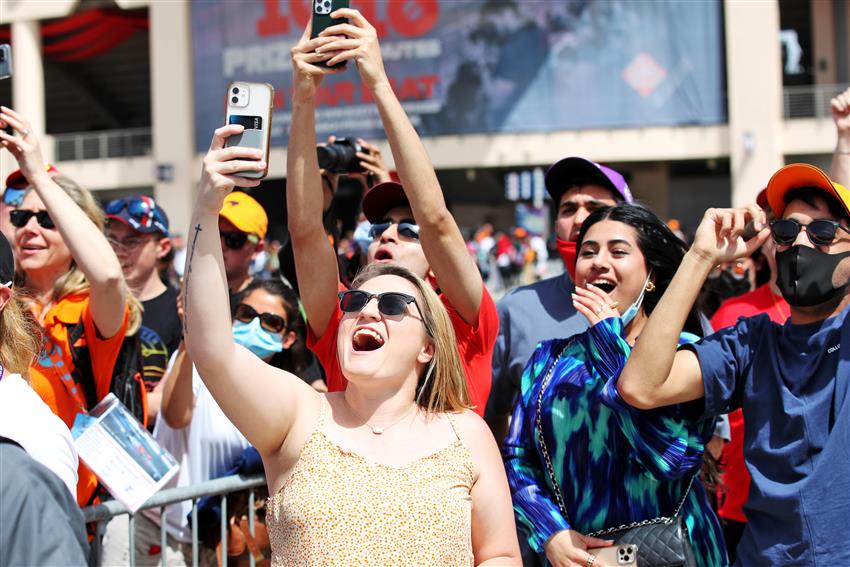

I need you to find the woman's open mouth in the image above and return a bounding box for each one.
[352,328,385,352]
[589,278,616,294]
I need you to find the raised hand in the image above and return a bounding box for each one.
[290,19,345,103]
[0,107,49,184]
[831,87,850,138]
[319,9,389,91]
[197,124,265,213]
[355,138,392,184]
[572,283,622,326]
[690,204,769,266]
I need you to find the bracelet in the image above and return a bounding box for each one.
[837,151,850,155]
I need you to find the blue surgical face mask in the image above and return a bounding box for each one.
[620,272,653,327]
[232,318,284,360]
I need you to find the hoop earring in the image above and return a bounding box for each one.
[645,281,656,292]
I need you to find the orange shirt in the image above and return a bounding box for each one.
[29,292,129,506]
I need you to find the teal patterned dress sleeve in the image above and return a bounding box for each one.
[503,341,571,553]
[594,318,714,481]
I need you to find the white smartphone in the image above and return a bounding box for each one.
[591,543,638,566]
[224,81,274,179]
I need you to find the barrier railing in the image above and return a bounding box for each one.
[783,83,850,119]
[82,473,266,567]
[53,127,152,161]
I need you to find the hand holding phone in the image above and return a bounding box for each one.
[224,82,274,179]
[589,544,638,566]
[310,0,350,68]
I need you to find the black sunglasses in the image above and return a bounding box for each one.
[234,303,287,333]
[10,209,55,229]
[368,220,420,241]
[220,230,250,250]
[770,219,850,247]
[338,290,429,333]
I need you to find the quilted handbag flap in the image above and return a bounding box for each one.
[606,519,694,567]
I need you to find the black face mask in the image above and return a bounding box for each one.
[775,245,850,307]
[706,271,751,303]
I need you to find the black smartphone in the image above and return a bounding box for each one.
[310,0,350,68]
[0,44,11,80]
[0,44,13,135]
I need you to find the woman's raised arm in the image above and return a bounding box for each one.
[0,107,126,337]
[183,125,318,456]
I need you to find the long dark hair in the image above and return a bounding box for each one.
[577,203,704,336]
[234,278,310,376]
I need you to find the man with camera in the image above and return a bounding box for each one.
[286,10,497,415]
[485,158,632,443]
[277,135,391,296]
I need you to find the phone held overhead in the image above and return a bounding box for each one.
[311,0,350,68]
[224,81,274,180]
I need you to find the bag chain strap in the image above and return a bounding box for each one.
[534,345,696,538]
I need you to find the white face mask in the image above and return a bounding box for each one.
[620,271,653,327]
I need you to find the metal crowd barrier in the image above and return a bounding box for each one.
[82,473,266,567]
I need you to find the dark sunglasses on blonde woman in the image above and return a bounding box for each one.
[9,209,55,229]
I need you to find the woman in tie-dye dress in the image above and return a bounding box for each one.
[504,204,727,567]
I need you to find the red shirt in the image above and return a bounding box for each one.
[710,283,789,522]
[307,285,498,416]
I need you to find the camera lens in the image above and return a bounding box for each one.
[231,96,239,104]
[232,87,239,94]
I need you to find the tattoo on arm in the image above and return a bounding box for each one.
[182,223,203,335]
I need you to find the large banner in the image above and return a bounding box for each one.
[191,0,726,152]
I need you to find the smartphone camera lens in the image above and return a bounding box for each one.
[232,87,239,95]
[231,96,239,104]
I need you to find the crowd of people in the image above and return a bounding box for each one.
[0,8,849,567]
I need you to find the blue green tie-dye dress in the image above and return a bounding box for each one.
[503,318,727,566]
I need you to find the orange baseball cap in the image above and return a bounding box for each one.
[766,163,850,218]
[219,191,268,239]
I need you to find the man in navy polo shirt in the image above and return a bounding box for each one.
[619,163,850,566]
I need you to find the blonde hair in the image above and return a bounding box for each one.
[20,176,143,335]
[350,263,470,413]
[0,291,40,377]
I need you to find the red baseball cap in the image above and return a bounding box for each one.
[5,164,58,189]
[362,182,411,224]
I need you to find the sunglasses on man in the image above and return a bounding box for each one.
[770,219,850,247]
[220,230,258,250]
[234,303,287,334]
[368,219,420,241]
[10,209,55,229]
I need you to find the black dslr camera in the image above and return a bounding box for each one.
[316,138,363,174]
